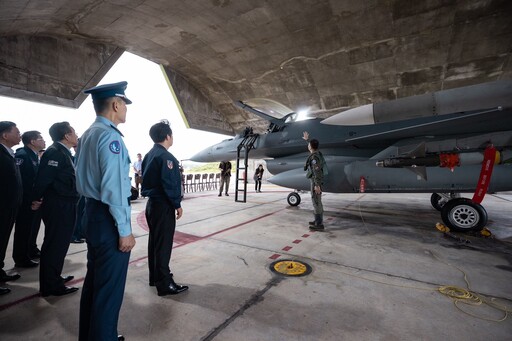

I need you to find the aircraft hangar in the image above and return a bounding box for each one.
[1,0,512,134]
[1,1,512,340]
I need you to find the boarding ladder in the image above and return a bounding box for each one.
[235,133,259,203]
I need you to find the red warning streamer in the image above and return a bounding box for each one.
[472,146,497,204]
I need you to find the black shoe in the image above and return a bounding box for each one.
[225,193,229,196]
[0,273,21,282]
[41,286,79,297]
[61,275,74,283]
[157,282,189,296]
[71,238,85,244]
[0,287,11,295]
[218,194,222,197]
[118,335,125,341]
[15,260,39,268]
[30,250,41,259]
[309,224,325,231]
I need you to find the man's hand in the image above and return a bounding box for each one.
[31,200,43,210]
[302,131,309,141]
[314,185,322,195]
[176,207,183,220]
[119,234,136,252]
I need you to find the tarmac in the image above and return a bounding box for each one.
[0,184,511,340]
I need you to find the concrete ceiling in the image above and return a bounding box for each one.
[1,0,511,136]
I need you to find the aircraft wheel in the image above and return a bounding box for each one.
[287,192,301,206]
[430,193,447,211]
[441,198,488,232]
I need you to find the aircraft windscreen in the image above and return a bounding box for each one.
[243,98,293,118]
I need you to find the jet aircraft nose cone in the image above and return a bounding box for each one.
[190,147,213,162]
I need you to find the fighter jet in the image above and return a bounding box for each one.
[190,80,512,232]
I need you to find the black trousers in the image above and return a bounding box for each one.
[13,201,37,263]
[29,209,42,257]
[79,198,130,341]
[39,196,76,294]
[0,203,18,273]
[255,179,262,191]
[145,199,176,291]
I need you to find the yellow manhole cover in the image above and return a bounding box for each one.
[270,260,312,277]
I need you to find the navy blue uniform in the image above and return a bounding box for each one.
[0,145,22,277]
[141,144,182,292]
[32,142,79,295]
[13,147,41,263]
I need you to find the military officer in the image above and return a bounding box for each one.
[32,122,80,297]
[141,121,188,296]
[13,131,45,268]
[0,121,22,295]
[75,81,135,341]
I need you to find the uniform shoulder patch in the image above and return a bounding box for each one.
[109,141,121,154]
[48,160,59,167]
[167,160,174,169]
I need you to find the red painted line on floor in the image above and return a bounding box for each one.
[205,210,285,238]
[0,293,40,312]
[292,239,302,244]
[136,210,147,231]
[174,231,202,244]
[302,234,310,238]
[269,254,281,260]
[282,246,292,251]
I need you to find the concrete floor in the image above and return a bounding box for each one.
[1,184,511,340]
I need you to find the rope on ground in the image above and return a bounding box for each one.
[430,248,511,322]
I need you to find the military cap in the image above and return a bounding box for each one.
[84,81,132,104]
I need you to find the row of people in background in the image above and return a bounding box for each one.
[217,160,266,196]
[0,122,80,297]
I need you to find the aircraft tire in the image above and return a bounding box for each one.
[430,193,446,211]
[440,198,488,232]
[287,192,301,206]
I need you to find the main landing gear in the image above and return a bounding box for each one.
[431,193,488,232]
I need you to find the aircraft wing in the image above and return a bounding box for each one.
[345,107,512,143]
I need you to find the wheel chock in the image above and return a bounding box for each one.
[436,222,450,233]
